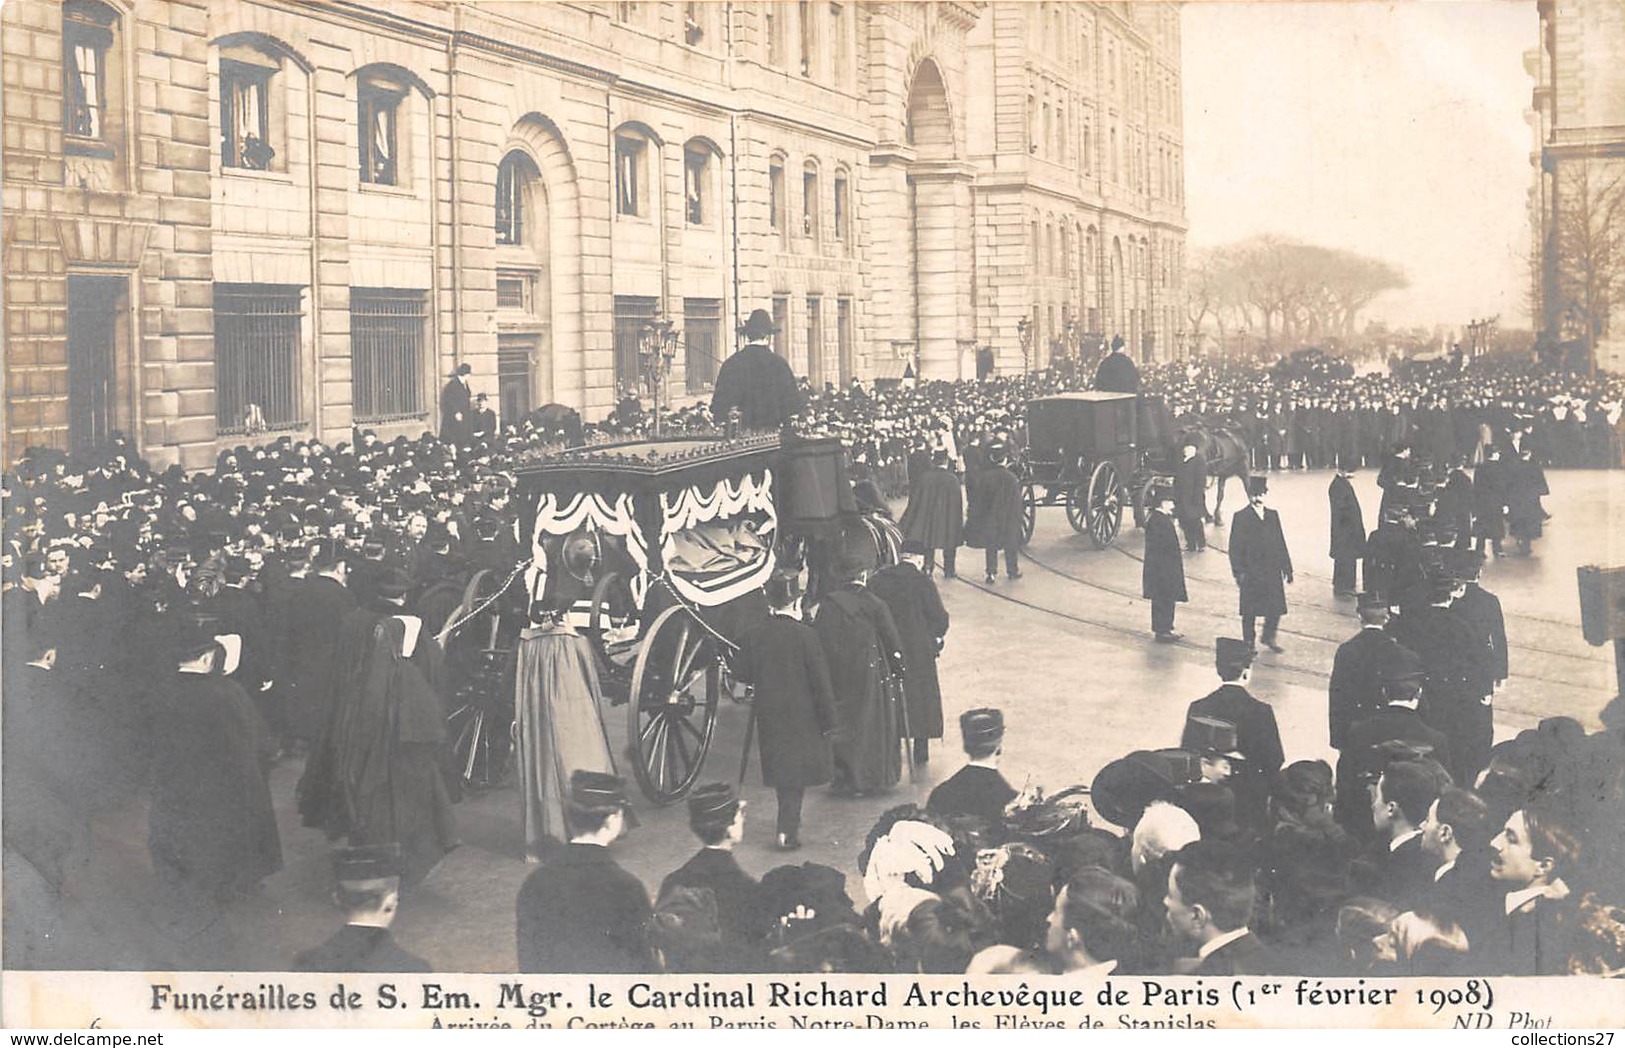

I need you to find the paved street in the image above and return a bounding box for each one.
[12,468,1620,973]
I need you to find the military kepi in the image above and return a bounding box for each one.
[687,782,741,831]
[960,707,1005,751]
[569,769,634,817]
[1215,637,1254,674]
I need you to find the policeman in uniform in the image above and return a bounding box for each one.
[294,844,431,972]
[927,708,1017,833]
[515,770,652,973]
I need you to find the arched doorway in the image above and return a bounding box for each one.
[503,115,582,411]
[905,58,969,379]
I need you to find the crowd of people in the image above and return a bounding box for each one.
[3,335,1622,977]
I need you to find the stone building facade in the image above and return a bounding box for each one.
[1525,0,1625,370]
[2,1,1186,468]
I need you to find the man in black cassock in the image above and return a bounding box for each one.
[516,770,652,973]
[294,844,431,972]
[928,708,1017,833]
[710,308,805,430]
[1228,476,1292,653]
[870,551,950,766]
[1093,334,1140,393]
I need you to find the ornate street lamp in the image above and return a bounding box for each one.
[639,314,680,436]
[1016,315,1033,374]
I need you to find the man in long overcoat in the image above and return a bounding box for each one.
[710,308,805,430]
[898,450,963,578]
[963,445,1024,584]
[870,552,950,766]
[1181,639,1284,833]
[1471,447,1508,557]
[439,363,472,448]
[273,539,356,745]
[1327,457,1366,597]
[1094,335,1140,393]
[1142,487,1187,642]
[1228,476,1292,653]
[1504,447,1547,556]
[1388,577,1490,786]
[1329,595,1413,752]
[732,574,836,849]
[1172,440,1208,551]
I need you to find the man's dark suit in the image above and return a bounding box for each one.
[1192,930,1282,975]
[1182,683,1284,832]
[710,343,804,430]
[439,376,472,446]
[1228,504,1292,649]
[294,924,432,972]
[516,842,652,973]
[1329,627,1414,751]
[927,764,1016,832]
[1360,833,1435,912]
[1333,704,1450,838]
[1173,454,1208,550]
[1452,583,1508,687]
[1389,604,1490,785]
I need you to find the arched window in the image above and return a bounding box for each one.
[357,67,419,186]
[496,150,538,245]
[833,166,851,246]
[684,139,719,227]
[802,159,821,240]
[219,39,286,171]
[62,0,120,148]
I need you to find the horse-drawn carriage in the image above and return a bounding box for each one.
[440,432,889,804]
[1016,392,1246,549]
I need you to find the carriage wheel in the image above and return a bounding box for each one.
[444,646,515,792]
[627,605,721,804]
[1019,481,1037,547]
[584,571,638,701]
[1064,484,1089,534]
[1087,461,1124,549]
[1133,474,1158,530]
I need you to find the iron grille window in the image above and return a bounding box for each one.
[684,298,722,391]
[351,289,427,422]
[215,284,303,434]
[613,296,659,395]
[496,275,530,311]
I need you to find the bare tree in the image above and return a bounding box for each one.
[1550,158,1625,376]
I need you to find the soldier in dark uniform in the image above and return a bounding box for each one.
[710,308,805,430]
[658,783,767,967]
[1390,576,1491,786]
[870,552,950,766]
[1093,335,1140,394]
[1334,649,1450,840]
[294,844,431,972]
[1172,439,1208,552]
[1327,456,1366,597]
[1142,487,1187,642]
[515,770,653,973]
[1181,639,1283,834]
[1228,476,1293,653]
[1329,594,1414,753]
[927,708,1017,833]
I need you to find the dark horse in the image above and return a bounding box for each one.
[1177,422,1253,524]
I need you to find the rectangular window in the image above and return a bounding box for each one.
[799,0,814,77]
[496,273,532,312]
[766,7,781,66]
[616,136,644,217]
[684,2,705,45]
[612,296,659,395]
[769,160,785,237]
[62,1,116,143]
[350,289,426,422]
[684,146,709,226]
[358,82,402,185]
[836,296,853,386]
[833,174,848,243]
[802,169,819,240]
[215,284,303,433]
[806,295,823,387]
[831,3,847,85]
[683,298,722,391]
[771,296,790,358]
[220,60,273,170]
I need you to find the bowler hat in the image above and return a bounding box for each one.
[960,708,1005,752]
[1185,715,1244,760]
[375,568,413,601]
[1215,637,1254,674]
[1444,549,1482,582]
[687,782,740,832]
[742,308,778,340]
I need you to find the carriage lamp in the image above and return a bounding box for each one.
[639,317,680,436]
[1016,316,1033,374]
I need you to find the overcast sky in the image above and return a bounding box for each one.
[1181,1,1537,329]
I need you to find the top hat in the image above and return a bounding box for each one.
[1110,334,1125,352]
[1444,549,1482,582]
[1215,637,1255,674]
[1245,475,1268,499]
[960,707,1005,752]
[1185,715,1244,760]
[686,782,741,832]
[742,308,778,341]
[765,571,802,609]
[568,769,634,816]
[333,842,401,884]
[1089,748,1201,829]
[1356,591,1389,614]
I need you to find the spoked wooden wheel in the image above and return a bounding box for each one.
[583,571,638,702]
[1019,481,1037,547]
[1133,474,1158,530]
[627,605,721,804]
[1065,483,1089,534]
[1087,460,1124,549]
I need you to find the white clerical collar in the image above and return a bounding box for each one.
[1504,878,1569,916]
[395,615,423,658]
[1197,926,1251,962]
[1389,828,1422,853]
[1433,857,1457,882]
